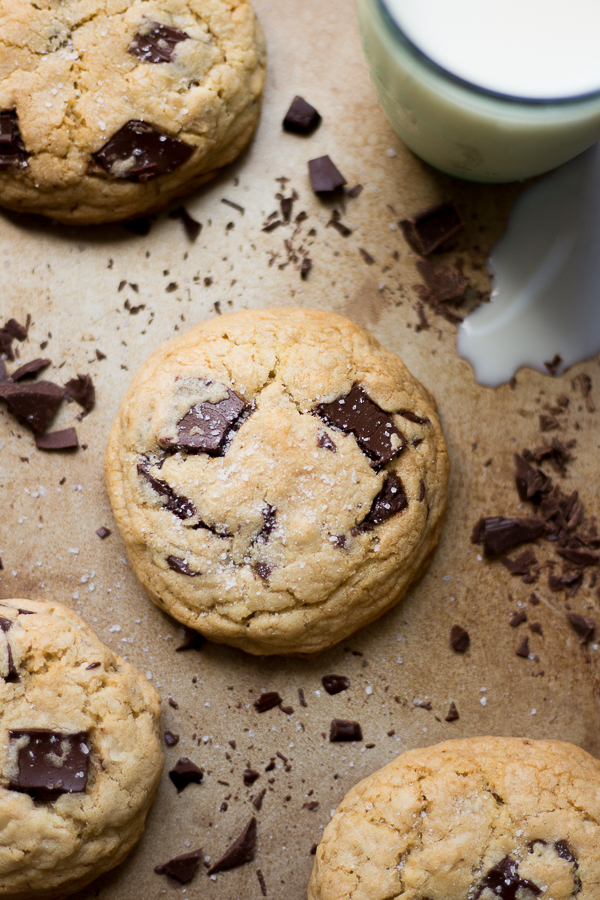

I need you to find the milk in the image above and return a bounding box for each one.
[356,0,600,181]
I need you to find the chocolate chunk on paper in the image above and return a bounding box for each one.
[35,428,78,451]
[359,474,408,530]
[445,701,459,722]
[450,624,470,653]
[317,429,336,452]
[93,120,194,182]
[0,381,65,433]
[161,385,248,454]
[283,96,322,134]
[207,816,257,875]
[0,111,28,170]
[471,516,546,556]
[400,200,463,256]
[9,729,89,800]
[308,155,347,194]
[168,757,204,792]
[316,385,405,466]
[129,21,189,63]
[11,358,51,381]
[567,612,595,644]
[329,719,362,742]
[96,527,111,539]
[65,374,95,413]
[253,691,282,713]
[416,259,469,303]
[243,768,260,786]
[155,847,202,884]
[322,675,350,695]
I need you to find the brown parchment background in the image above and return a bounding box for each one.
[1,1,600,898]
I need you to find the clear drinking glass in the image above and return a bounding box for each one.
[357,0,600,182]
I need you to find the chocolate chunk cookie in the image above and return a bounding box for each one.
[0,0,266,223]
[309,737,600,900]
[105,308,449,656]
[0,598,163,900]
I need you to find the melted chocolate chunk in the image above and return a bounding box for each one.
[283,96,322,134]
[9,730,89,800]
[400,200,463,256]
[329,719,362,742]
[476,856,540,900]
[555,841,576,863]
[0,381,65,433]
[322,675,350,695]
[515,636,530,658]
[255,504,276,543]
[161,384,248,454]
[253,692,282,713]
[35,428,78,451]
[316,385,405,467]
[450,625,470,653]
[567,612,595,644]
[11,358,51,381]
[64,374,95,413]
[445,700,459,722]
[471,516,546,556]
[167,555,201,576]
[137,460,196,520]
[317,429,337,452]
[243,768,260,786]
[308,155,347,193]
[93,120,194,182]
[0,617,18,683]
[359,474,408,530]
[129,21,189,63]
[0,111,28,170]
[207,816,257,875]
[168,757,204,792]
[155,847,203,884]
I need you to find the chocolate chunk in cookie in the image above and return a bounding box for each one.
[358,474,408,530]
[167,556,201,576]
[160,384,248,454]
[129,22,189,63]
[0,616,19,683]
[137,460,196,520]
[93,121,194,182]
[316,385,405,467]
[476,856,541,900]
[9,729,89,801]
[0,111,28,170]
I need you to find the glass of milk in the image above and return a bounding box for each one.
[357,0,600,182]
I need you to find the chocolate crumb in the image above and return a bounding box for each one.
[322,675,350,695]
[257,867,267,896]
[64,374,95,413]
[96,349,106,361]
[309,156,347,194]
[544,354,563,376]
[207,816,257,875]
[329,719,362,742]
[164,730,180,747]
[253,691,282,713]
[509,610,528,628]
[515,636,531,658]
[445,701,459,722]
[450,625,470,653]
[155,848,202,885]
[283,96,321,135]
[243,768,260,786]
[413,699,432,710]
[252,787,267,810]
[168,697,179,709]
[303,800,319,810]
[95,527,111,539]
[529,622,543,635]
[298,688,307,708]
[567,611,595,644]
[35,428,78,451]
[168,757,204,792]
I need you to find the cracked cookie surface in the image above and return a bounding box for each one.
[0,598,163,900]
[0,0,266,223]
[309,737,600,900]
[105,308,449,656]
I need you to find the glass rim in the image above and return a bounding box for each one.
[378,0,600,106]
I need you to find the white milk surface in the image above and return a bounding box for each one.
[384,0,600,98]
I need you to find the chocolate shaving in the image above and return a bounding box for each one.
[9,729,89,800]
[316,384,405,467]
[93,120,194,182]
[283,96,322,135]
[322,675,350,695]
[0,111,28,171]
[10,358,50,381]
[155,848,202,884]
[445,701,459,722]
[253,692,282,713]
[556,547,599,567]
[539,414,559,432]
[329,719,362,742]
[450,625,470,653]
[471,516,546,556]
[327,210,352,236]
[207,816,257,875]
[502,549,538,576]
[257,868,268,896]
[308,156,347,193]
[400,200,463,255]
[0,381,65,432]
[567,612,595,644]
[167,555,201,576]
[129,21,189,63]
[168,757,204,792]
[252,787,266,810]
[35,428,78,451]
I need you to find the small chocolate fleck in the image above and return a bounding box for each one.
[450,625,470,653]
[0,381,65,433]
[252,787,266,810]
[9,729,89,800]
[317,429,337,452]
[445,701,459,722]
[298,688,307,708]
[329,719,362,742]
[283,96,322,135]
[207,816,257,875]
[256,504,277,543]
[35,428,78,451]
[168,206,202,241]
[0,111,28,170]
[64,373,95,413]
[316,384,405,467]
[308,156,347,194]
[168,757,204,792]
[400,200,463,256]
[516,636,531,658]
[95,527,111,539]
[168,697,179,709]
[164,730,180,747]
[359,247,375,265]
[544,354,563,376]
[167,555,201,577]
[347,184,363,198]
[253,692,282,713]
[129,21,189,64]
[303,800,319,810]
[257,867,268,897]
[322,675,350,695]
[11,358,51,381]
[567,611,595,644]
[221,198,245,215]
[243,768,260,786]
[155,847,203,884]
[471,516,546,556]
[413,699,432,710]
[86,662,101,670]
[93,120,194,182]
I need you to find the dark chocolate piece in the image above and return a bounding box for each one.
[298,687,307,708]
[322,675,350,695]
[555,841,576,862]
[95,527,111,539]
[64,374,95,413]
[515,636,530,658]
[155,847,202,884]
[93,120,194,182]
[359,248,375,265]
[502,549,537,577]
[9,729,89,800]
[549,571,583,592]
[327,210,352,236]
[129,21,189,63]
[308,156,347,194]
[243,768,260,786]
[316,384,405,467]
[567,612,595,644]
[529,622,543,635]
[252,787,266,810]
[160,383,248,454]
[168,206,202,241]
[471,516,546,556]
[168,757,204,792]
[329,719,362,742]
[253,692,282,713]
[413,699,432,709]
[303,800,320,810]
[168,697,179,709]
[359,474,408,530]
[445,701,459,722]
[398,409,429,425]
[317,429,336,452]
[175,627,205,651]
[557,547,599,567]
[164,730,180,747]
[167,555,201,576]
[509,610,528,628]
[207,816,257,875]
[4,319,28,341]
[86,662,101,670]
[400,200,463,256]
[416,260,469,303]
[35,428,78,451]
[11,358,51,381]
[0,617,18,682]
[0,111,28,170]
[476,856,541,900]
[540,414,559,432]
[0,381,65,432]
[257,867,267,897]
[450,625,470,653]
[137,460,196,520]
[254,561,272,580]
[283,96,321,134]
[256,505,276,543]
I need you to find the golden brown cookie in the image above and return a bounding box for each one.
[105,308,449,656]
[0,0,266,223]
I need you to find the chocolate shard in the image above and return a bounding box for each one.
[329,719,362,742]
[167,555,201,576]
[0,380,65,433]
[502,549,537,576]
[322,675,350,695]
[168,206,202,241]
[64,374,95,413]
[283,96,322,134]
[253,691,282,713]
[400,200,463,256]
[556,547,600,567]
[316,385,405,467]
[567,612,595,644]
[160,384,248,454]
[155,847,203,884]
[93,120,194,182]
[548,571,583,592]
[243,768,260,786]
[9,729,89,800]
[168,757,204,792]
[0,110,28,170]
[515,636,530,658]
[308,156,347,194]
[476,856,541,900]
[96,527,111,539]
[445,701,459,722]
[359,474,408,531]
[207,816,257,875]
[471,516,546,556]
[450,624,470,653]
[257,867,268,897]
[163,730,179,747]
[35,428,78,451]
[10,358,51,381]
[137,460,197,520]
[398,409,429,425]
[129,21,189,64]
[252,787,266,810]
[317,429,337,452]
